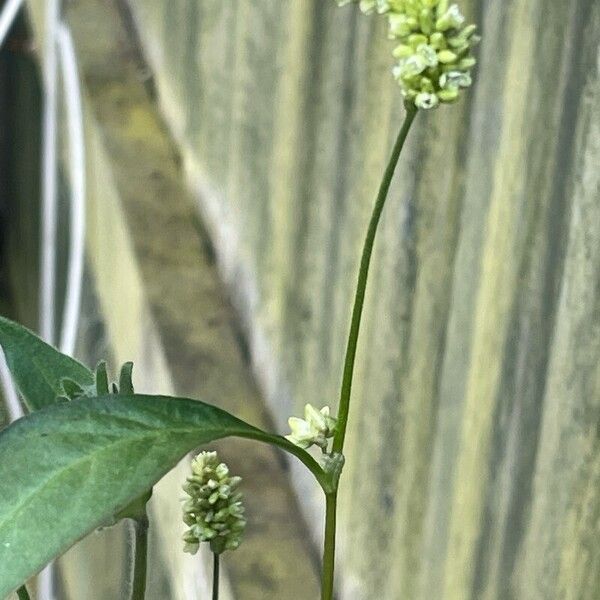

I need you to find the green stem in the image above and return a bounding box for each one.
[319,107,417,599]
[238,430,329,491]
[321,492,338,600]
[212,552,220,600]
[332,106,417,455]
[17,585,31,600]
[131,515,149,600]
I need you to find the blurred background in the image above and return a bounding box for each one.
[1,0,599,599]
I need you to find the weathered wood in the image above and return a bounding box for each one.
[12,0,599,597]
[127,0,600,598]
[13,0,322,597]
[127,1,600,597]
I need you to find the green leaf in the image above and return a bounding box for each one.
[118,361,134,394]
[60,378,85,400]
[95,361,109,395]
[0,316,94,411]
[114,489,153,522]
[0,394,325,596]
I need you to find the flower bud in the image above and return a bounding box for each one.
[285,404,338,452]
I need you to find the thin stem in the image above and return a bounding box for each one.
[319,107,417,598]
[321,492,338,600]
[131,515,149,600]
[237,430,329,491]
[17,585,31,600]
[332,106,417,455]
[212,552,220,600]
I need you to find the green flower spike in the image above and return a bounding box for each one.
[182,452,246,555]
[286,404,338,452]
[336,0,480,109]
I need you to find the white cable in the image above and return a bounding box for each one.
[0,1,85,596]
[0,349,23,420]
[57,22,85,356]
[0,0,24,48]
[39,0,60,346]
[39,1,61,596]
[0,0,26,427]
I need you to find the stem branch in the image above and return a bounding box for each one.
[17,585,31,600]
[319,107,417,599]
[212,552,220,600]
[332,106,417,455]
[321,492,338,600]
[131,514,149,600]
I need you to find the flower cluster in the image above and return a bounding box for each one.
[286,404,337,452]
[182,452,246,555]
[336,0,479,109]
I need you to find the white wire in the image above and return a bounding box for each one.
[0,349,23,420]
[0,0,26,427]
[0,0,24,48]
[39,0,61,595]
[0,1,86,595]
[39,0,60,346]
[57,23,85,356]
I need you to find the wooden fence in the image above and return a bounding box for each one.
[80,0,600,597]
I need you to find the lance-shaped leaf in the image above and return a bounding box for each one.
[0,316,94,411]
[0,394,325,596]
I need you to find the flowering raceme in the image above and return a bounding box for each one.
[337,0,479,109]
[182,452,246,555]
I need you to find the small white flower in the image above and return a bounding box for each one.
[398,54,428,78]
[388,13,418,38]
[285,404,338,451]
[286,416,315,448]
[436,4,466,32]
[305,404,337,432]
[440,70,472,89]
[415,92,440,109]
[417,44,439,68]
